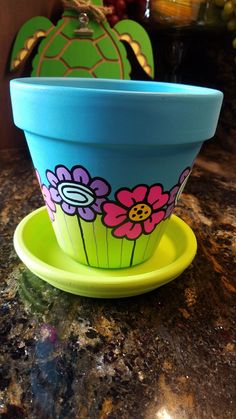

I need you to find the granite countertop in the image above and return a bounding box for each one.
[0,140,235,419]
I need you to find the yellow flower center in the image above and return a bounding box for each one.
[128,203,152,222]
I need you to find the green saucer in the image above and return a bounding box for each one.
[13,207,197,298]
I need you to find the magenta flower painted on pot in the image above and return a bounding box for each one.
[35,170,56,221]
[103,184,169,240]
[165,167,191,219]
[46,165,111,221]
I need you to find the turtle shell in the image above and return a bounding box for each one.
[32,13,131,78]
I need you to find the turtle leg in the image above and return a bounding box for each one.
[10,16,54,71]
[114,19,154,79]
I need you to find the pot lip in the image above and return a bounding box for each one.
[10,77,223,99]
[10,77,224,145]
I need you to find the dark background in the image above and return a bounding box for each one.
[0,0,60,150]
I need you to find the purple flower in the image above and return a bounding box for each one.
[46,165,111,221]
[165,167,191,219]
[35,170,56,221]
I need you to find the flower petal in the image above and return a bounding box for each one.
[90,178,110,197]
[49,187,61,203]
[113,221,142,240]
[179,167,191,184]
[46,206,55,222]
[56,166,72,181]
[61,201,76,215]
[168,185,179,205]
[175,169,191,204]
[103,202,127,227]
[116,185,148,208]
[41,184,50,201]
[147,185,169,210]
[144,211,165,234]
[164,203,175,219]
[72,166,90,185]
[35,169,41,185]
[91,197,106,214]
[46,170,59,187]
[78,206,95,221]
[42,185,55,212]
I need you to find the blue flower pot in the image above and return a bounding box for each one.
[10,77,223,268]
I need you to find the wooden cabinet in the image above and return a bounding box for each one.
[0,0,61,149]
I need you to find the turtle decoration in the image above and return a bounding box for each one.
[10,0,154,79]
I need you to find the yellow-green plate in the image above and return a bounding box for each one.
[14,206,197,298]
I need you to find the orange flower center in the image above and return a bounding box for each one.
[128,203,152,222]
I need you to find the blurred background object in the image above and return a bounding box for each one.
[112,0,236,152]
[0,0,62,150]
[0,0,235,151]
[105,0,236,83]
[9,0,154,80]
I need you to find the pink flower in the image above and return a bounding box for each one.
[103,184,169,240]
[35,170,56,221]
[165,167,191,219]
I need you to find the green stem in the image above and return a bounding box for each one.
[130,240,136,267]
[77,215,90,266]
[106,227,109,268]
[92,221,99,267]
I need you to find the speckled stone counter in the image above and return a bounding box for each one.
[0,140,235,419]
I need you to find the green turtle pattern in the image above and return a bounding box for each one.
[10,0,154,79]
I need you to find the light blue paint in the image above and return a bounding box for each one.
[10,77,223,195]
